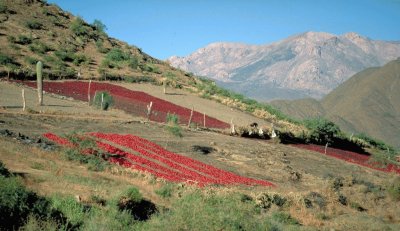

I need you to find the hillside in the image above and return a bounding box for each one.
[1,80,400,230]
[271,59,400,148]
[168,32,400,100]
[0,0,193,84]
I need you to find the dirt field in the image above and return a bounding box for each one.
[1,80,399,230]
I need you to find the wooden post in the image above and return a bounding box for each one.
[163,81,166,94]
[324,142,328,154]
[147,101,153,120]
[203,112,206,128]
[22,89,26,111]
[230,118,235,135]
[101,93,104,110]
[187,106,194,127]
[87,80,92,106]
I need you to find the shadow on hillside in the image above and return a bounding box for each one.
[165,92,186,96]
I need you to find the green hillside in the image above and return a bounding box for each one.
[0,0,192,83]
[272,59,400,148]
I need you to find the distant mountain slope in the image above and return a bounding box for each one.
[271,59,400,148]
[168,32,400,100]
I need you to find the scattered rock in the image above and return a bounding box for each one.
[289,171,302,181]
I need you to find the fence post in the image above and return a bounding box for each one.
[203,112,206,128]
[230,118,235,134]
[188,106,194,127]
[22,89,26,111]
[87,80,92,106]
[101,93,104,110]
[147,101,153,121]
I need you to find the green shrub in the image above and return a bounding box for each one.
[106,48,130,62]
[29,41,52,54]
[165,113,182,137]
[271,212,299,225]
[0,53,13,65]
[92,19,107,34]
[304,117,340,144]
[155,184,174,198]
[54,49,75,62]
[73,53,89,66]
[95,40,108,53]
[0,2,7,13]
[25,20,43,30]
[70,16,89,37]
[15,35,32,45]
[141,191,279,230]
[93,91,114,110]
[124,76,155,83]
[166,113,179,125]
[122,187,143,203]
[0,176,51,230]
[50,195,88,226]
[387,177,400,201]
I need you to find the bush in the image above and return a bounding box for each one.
[106,48,130,62]
[25,20,43,30]
[271,212,299,225]
[15,35,32,45]
[166,113,182,137]
[0,2,7,13]
[91,19,107,34]
[93,91,114,110]
[0,176,52,230]
[29,41,52,54]
[124,76,155,83]
[122,187,143,203]
[141,191,279,230]
[0,53,13,65]
[54,49,75,62]
[73,53,89,66]
[50,195,88,227]
[155,184,174,198]
[304,117,341,145]
[70,16,89,37]
[387,177,400,201]
[0,161,11,177]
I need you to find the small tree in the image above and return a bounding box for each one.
[304,118,340,145]
[92,19,107,34]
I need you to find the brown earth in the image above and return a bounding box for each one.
[1,80,399,230]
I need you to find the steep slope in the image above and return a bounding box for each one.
[271,59,400,148]
[168,32,400,100]
[322,58,400,148]
[0,0,191,85]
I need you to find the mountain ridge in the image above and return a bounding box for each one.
[168,31,400,100]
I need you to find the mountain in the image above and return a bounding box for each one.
[168,32,400,100]
[271,58,400,148]
[0,0,191,85]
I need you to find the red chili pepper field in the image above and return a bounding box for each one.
[20,81,230,129]
[43,132,275,187]
[292,144,400,174]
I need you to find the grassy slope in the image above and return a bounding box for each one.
[271,59,400,148]
[0,0,192,83]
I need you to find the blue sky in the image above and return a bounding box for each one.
[48,0,400,60]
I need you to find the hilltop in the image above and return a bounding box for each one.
[168,32,400,100]
[271,58,400,149]
[0,0,192,84]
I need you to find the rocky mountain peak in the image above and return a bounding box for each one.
[168,32,400,100]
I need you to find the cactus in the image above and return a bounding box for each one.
[36,61,43,106]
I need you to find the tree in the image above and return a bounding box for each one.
[92,19,107,34]
[304,117,340,145]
